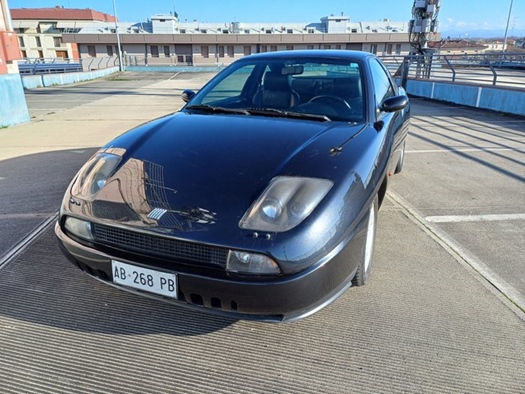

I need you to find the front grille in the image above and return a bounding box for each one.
[92,223,228,268]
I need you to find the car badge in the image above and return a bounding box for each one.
[147,208,168,220]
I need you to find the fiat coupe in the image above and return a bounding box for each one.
[56,50,410,321]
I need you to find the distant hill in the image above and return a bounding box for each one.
[441,28,525,39]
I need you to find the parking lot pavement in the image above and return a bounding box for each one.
[0,74,524,393]
[0,73,203,260]
[389,99,525,311]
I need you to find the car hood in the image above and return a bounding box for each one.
[82,112,365,242]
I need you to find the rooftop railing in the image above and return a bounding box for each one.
[381,53,525,90]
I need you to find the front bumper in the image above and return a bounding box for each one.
[55,220,366,322]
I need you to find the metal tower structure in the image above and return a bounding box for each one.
[409,0,442,54]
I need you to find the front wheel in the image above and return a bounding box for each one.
[394,141,406,174]
[352,195,378,286]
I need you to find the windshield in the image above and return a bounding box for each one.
[185,57,366,123]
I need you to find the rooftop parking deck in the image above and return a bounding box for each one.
[0,73,524,393]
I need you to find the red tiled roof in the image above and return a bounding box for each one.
[428,40,488,50]
[10,7,116,22]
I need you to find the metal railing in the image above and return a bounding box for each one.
[18,52,525,91]
[18,56,120,75]
[18,58,82,75]
[381,53,525,90]
[80,56,120,71]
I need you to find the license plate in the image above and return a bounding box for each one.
[111,260,177,298]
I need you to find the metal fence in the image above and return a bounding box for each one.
[381,53,525,90]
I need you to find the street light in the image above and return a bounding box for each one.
[112,0,124,71]
[502,0,514,54]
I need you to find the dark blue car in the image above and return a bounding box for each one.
[56,50,410,321]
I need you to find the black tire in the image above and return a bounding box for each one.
[352,195,378,286]
[394,141,406,174]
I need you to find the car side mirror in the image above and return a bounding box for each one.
[380,95,409,113]
[182,89,196,103]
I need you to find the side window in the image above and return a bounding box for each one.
[369,59,395,107]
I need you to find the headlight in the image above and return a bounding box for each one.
[70,152,121,200]
[239,176,333,232]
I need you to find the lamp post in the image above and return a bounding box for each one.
[502,0,514,54]
[112,0,124,71]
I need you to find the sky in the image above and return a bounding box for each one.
[7,0,525,38]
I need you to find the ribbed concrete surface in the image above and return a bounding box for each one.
[1,205,524,393]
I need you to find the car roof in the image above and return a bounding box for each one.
[237,50,374,62]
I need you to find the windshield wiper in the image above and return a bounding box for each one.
[246,108,331,122]
[185,104,250,116]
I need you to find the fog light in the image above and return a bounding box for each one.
[64,217,94,241]
[226,251,280,275]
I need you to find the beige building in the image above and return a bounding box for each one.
[10,7,116,60]
[62,13,414,67]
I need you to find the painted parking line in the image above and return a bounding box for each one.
[388,191,525,316]
[426,213,525,223]
[406,147,525,154]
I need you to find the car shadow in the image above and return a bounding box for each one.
[0,226,237,335]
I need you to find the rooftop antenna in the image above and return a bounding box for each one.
[409,0,441,54]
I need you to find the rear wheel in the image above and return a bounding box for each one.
[352,195,378,286]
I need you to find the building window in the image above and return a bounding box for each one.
[396,44,402,54]
[287,29,293,34]
[150,45,159,57]
[335,44,341,50]
[307,45,315,50]
[218,46,225,58]
[261,45,267,53]
[56,50,67,58]
[324,45,331,50]
[201,46,209,58]
[370,44,378,54]
[386,43,393,54]
[243,46,251,56]
[106,45,114,56]
[186,55,193,64]
[37,50,44,59]
[222,29,229,34]
[180,29,186,34]
[286,45,294,51]
[307,28,315,34]
[270,45,277,52]
[244,29,250,34]
[87,46,96,57]
[351,29,358,33]
[19,36,25,47]
[35,36,42,47]
[21,50,27,58]
[164,46,170,57]
[265,29,272,34]
[201,29,207,34]
[227,45,234,57]
[177,55,184,62]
